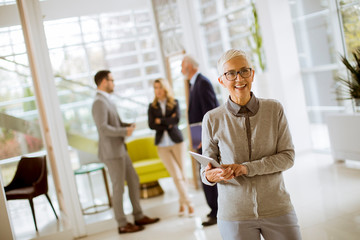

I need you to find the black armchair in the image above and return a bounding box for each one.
[4,155,58,232]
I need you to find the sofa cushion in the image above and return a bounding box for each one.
[132,158,166,175]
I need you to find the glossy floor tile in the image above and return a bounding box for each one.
[7,152,360,240]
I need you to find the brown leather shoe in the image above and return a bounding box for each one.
[135,216,160,226]
[118,223,144,234]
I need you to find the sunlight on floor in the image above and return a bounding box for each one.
[6,152,360,240]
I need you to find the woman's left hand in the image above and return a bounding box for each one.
[222,164,248,177]
[204,163,234,183]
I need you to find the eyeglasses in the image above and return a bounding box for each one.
[222,68,252,81]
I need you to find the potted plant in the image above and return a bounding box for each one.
[327,47,360,163]
[249,0,265,72]
[336,47,360,111]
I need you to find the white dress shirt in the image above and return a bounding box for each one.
[157,99,175,147]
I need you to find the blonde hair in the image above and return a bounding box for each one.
[151,78,176,110]
[217,49,253,76]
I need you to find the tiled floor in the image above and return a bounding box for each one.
[6,151,360,240]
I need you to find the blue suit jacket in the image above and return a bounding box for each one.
[188,73,219,124]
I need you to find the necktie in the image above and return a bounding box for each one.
[185,80,191,106]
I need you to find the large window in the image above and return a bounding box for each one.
[288,0,360,151]
[197,0,266,72]
[0,25,44,162]
[152,0,184,57]
[2,4,166,236]
[339,0,360,57]
[43,9,163,162]
[0,0,15,6]
[0,21,59,238]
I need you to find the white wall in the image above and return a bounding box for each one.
[255,0,312,152]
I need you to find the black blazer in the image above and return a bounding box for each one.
[188,73,219,124]
[148,99,184,145]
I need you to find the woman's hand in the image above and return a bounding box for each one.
[204,163,234,183]
[155,118,161,124]
[221,164,248,177]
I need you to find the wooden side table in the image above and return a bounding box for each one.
[74,163,112,214]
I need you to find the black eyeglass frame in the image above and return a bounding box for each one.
[222,68,253,81]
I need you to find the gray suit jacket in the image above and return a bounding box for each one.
[92,92,131,161]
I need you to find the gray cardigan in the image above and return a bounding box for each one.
[201,97,295,221]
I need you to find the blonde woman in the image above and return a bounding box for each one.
[148,78,194,217]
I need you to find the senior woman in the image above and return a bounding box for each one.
[148,78,194,217]
[200,49,302,240]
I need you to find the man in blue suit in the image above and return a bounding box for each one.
[181,55,219,226]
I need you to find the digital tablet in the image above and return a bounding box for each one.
[189,151,240,185]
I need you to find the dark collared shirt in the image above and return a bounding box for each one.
[226,92,259,117]
[225,92,259,160]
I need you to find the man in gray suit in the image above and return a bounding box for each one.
[92,70,159,234]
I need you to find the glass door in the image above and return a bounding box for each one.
[0,7,61,239]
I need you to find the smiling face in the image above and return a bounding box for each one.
[154,81,166,100]
[218,56,254,106]
[181,59,190,79]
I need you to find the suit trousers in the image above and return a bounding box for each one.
[157,142,192,207]
[198,148,218,218]
[218,210,302,240]
[103,148,144,227]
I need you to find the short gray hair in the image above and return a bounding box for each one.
[183,55,199,68]
[217,49,252,76]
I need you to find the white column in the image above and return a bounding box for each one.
[255,0,312,152]
[0,173,15,240]
[16,0,86,237]
[148,0,167,79]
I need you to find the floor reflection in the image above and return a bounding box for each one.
[6,152,360,240]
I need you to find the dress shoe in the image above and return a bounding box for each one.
[202,217,217,227]
[188,205,195,217]
[178,205,195,217]
[178,205,185,217]
[118,223,144,234]
[135,216,160,226]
